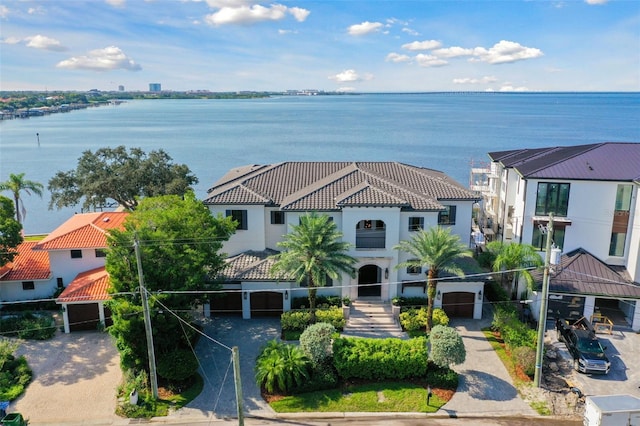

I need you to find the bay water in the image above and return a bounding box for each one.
[1,92,638,234]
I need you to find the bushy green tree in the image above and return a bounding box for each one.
[106,192,235,375]
[48,146,198,211]
[429,325,466,368]
[270,212,357,324]
[0,196,22,267]
[299,322,335,366]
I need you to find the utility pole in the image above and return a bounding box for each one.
[534,213,553,388]
[232,346,244,426]
[134,234,159,399]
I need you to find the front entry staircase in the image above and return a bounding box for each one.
[341,299,407,339]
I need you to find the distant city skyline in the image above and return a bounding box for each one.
[1,0,638,93]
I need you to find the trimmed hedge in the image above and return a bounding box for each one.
[291,296,342,310]
[333,337,428,381]
[281,307,345,332]
[399,307,449,331]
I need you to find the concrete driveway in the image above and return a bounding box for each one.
[550,325,640,398]
[168,316,281,422]
[11,330,122,425]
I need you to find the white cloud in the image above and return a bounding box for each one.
[585,0,608,4]
[401,27,419,36]
[432,46,474,58]
[385,52,411,63]
[56,46,142,71]
[105,0,126,7]
[415,54,447,67]
[401,40,441,51]
[499,85,530,92]
[472,40,543,64]
[348,21,383,36]
[28,6,45,15]
[278,29,297,35]
[2,37,22,45]
[204,3,309,25]
[0,5,10,18]
[25,35,67,51]
[329,69,372,83]
[336,86,356,92]
[452,76,498,84]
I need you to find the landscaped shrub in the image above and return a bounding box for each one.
[281,307,345,333]
[290,361,338,394]
[491,302,518,332]
[428,325,466,368]
[299,323,335,366]
[332,337,428,381]
[484,280,509,302]
[156,349,199,382]
[512,346,536,377]
[399,308,449,331]
[393,296,427,310]
[491,301,536,351]
[424,361,459,389]
[291,296,342,310]
[0,312,56,340]
[0,340,32,401]
[255,340,309,394]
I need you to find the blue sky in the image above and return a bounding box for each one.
[1,0,638,92]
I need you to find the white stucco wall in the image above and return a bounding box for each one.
[48,249,106,287]
[0,278,55,302]
[625,184,640,282]
[208,205,266,256]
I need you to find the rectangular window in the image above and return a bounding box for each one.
[70,249,83,259]
[57,278,64,288]
[535,182,570,216]
[226,209,248,230]
[614,184,633,211]
[532,224,565,251]
[438,206,457,225]
[22,281,35,290]
[95,249,107,258]
[407,264,422,275]
[270,211,285,225]
[408,217,424,231]
[609,233,626,257]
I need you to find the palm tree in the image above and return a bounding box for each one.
[394,227,472,332]
[486,241,543,300]
[0,173,44,226]
[270,212,357,324]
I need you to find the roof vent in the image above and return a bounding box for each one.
[103,217,110,222]
[587,162,594,171]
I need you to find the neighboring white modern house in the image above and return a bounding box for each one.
[204,161,484,320]
[472,142,640,331]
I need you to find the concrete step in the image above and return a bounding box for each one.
[342,299,406,339]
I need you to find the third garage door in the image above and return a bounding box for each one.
[442,292,475,318]
[250,291,283,317]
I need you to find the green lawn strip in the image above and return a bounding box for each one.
[481,328,550,415]
[270,381,444,413]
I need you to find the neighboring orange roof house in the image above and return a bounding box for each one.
[33,211,129,251]
[57,267,111,303]
[0,241,51,281]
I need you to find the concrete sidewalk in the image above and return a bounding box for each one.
[442,318,538,418]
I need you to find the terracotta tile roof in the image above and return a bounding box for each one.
[219,249,292,281]
[532,248,640,298]
[488,142,640,181]
[57,267,111,303]
[204,162,478,211]
[33,212,128,251]
[0,241,51,281]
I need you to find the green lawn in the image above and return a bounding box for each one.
[270,381,446,413]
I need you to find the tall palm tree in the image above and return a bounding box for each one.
[0,173,44,226]
[394,227,472,332]
[270,212,357,324]
[486,241,543,300]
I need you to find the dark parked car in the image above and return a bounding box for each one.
[556,317,610,374]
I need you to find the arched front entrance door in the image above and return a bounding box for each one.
[358,265,381,297]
